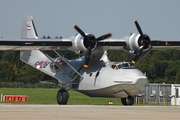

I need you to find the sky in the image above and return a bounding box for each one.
[0,0,180,40]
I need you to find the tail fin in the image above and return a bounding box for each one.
[21,15,38,39]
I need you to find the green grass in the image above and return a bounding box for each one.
[0,88,122,105]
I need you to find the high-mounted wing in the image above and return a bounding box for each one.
[151,40,180,47]
[97,38,126,46]
[1,16,180,62]
[0,38,72,50]
[0,16,126,51]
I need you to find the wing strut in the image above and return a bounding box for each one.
[52,49,83,78]
[128,46,152,65]
[40,50,74,79]
[134,46,152,66]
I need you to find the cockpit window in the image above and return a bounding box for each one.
[112,63,131,70]
[118,63,131,69]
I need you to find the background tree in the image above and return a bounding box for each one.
[0,48,180,84]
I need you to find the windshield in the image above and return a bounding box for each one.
[112,63,132,70]
[118,63,131,69]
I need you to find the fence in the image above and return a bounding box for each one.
[135,83,179,105]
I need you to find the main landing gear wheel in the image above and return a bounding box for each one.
[57,89,69,105]
[121,96,134,105]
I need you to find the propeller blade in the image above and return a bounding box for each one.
[134,19,143,36]
[84,46,91,68]
[73,24,86,38]
[131,19,151,64]
[96,33,113,41]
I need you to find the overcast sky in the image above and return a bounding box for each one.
[0,0,180,40]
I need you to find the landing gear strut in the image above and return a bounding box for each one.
[121,96,134,105]
[57,89,69,105]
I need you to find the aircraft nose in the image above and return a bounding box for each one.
[111,68,148,97]
[135,75,148,89]
[130,69,148,85]
[113,68,148,85]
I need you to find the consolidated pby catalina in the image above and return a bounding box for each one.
[0,16,179,105]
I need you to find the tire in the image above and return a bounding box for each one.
[127,96,134,105]
[121,96,134,106]
[57,89,69,105]
[121,98,127,105]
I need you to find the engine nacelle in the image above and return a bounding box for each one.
[70,33,97,54]
[124,33,151,52]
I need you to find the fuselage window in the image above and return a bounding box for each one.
[89,73,92,77]
[118,63,131,69]
[96,71,100,77]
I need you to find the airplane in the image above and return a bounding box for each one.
[1,15,180,105]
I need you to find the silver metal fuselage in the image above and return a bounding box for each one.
[77,62,148,98]
[20,49,148,99]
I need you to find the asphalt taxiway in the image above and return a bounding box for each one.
[0,105,180,120]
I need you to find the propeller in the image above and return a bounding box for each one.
[131,20,150,64]
[73,24,112,68]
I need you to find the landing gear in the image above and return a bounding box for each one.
[57,89,69,105]
[121,96,134,105]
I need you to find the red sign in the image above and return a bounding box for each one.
[3,95,28,102]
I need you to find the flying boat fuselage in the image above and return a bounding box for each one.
[77,63,148,98]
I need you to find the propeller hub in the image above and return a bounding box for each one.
[138,34,151,49]
[84,34,96,48]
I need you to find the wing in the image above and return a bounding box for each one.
[98,38,126,46]
[97,38,126,50]
[1,16,180,59]
[0,38,72,50]
[100,38,180,50]
[151,40,180,48]
[0,16,127,51]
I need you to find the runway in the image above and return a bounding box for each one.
[0,105,180,120]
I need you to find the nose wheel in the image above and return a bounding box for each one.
[57,89,69,105]
[121,96,134,105]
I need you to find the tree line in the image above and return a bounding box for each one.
[0,49,180,84]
